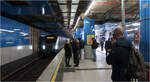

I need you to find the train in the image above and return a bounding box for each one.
[39,35,66,56]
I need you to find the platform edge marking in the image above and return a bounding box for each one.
[51,52,64,82]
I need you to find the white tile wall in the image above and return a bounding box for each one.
[0,48,2,66]
[0,45,33,65]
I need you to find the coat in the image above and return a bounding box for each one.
[107,37,132,81]
[64,43,72,58]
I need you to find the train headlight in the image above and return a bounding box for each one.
[42,45,46,50]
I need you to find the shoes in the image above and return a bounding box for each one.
[66,65,71,67]
[74,65,79,67]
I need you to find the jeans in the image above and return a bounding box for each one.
[92,49,96,61]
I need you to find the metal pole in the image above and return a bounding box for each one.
[121,0,126,27]
[121,0,129,39]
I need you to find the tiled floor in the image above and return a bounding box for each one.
[63,47,112,82]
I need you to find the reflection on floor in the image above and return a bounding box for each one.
[63,47,112,82]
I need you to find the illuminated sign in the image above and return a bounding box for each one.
[47,37,55,39]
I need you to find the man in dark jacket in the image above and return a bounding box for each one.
[64,39,72,67]
[73,39,80,67]
[92,38,98,62]
[107,27,132,81]
[105,38,112,56]
[100,37,104,51]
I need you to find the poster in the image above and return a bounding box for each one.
[87,35,93,45]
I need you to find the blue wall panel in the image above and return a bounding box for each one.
[74,27,82,39]
[0,16,30,48]
[139,0,150,62]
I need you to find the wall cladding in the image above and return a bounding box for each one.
[30,27,40,54]
[140,0,150,62]
[0,16,30,47]
[0,16,33,65]
[1,45,32,65]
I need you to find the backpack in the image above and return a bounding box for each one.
[95,42,99,48]
[127,45,145,80]
[93,41,98,49]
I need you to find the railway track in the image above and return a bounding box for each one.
[1,56,54,81]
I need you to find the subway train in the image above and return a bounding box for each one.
[39,35,66,56]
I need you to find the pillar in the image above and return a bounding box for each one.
[139,0,150,80]
[83,18,95,59]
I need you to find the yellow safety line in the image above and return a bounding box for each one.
[51,53,64,82]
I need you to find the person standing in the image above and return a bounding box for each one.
[105,38,112,56]
[106,26,132,81]
[92,38,99,62]
[100,38,104,51]
[73,39,80,67]
[64,39,72,67]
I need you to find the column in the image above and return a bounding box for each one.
[83,18,95,59]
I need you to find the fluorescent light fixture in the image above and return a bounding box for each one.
[13,29,20,31]
[74,16,81,29]
[55,37,60,50]
[134,28,138,30]
[42,45,46,50]
[20,32,28,36]
[84,0,95,16]
[17,46,23,50]
[29,45,32,50]
[42,7,45,15]
[126,25,131,27]
[6,42,14,44]
[70,21,73,25]
[131,23,140,26]
[0,29,14,32]
[70,19,74,22]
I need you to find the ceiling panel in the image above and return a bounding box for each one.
[57,0,67,3]
[72,0,79,3]
[71,13,75,17]
[64,19,68,21]
[70,19,74,22]
[62,13,68,17]
[71,5,78,12]
[70,21,73,25]
[59,5,68,12]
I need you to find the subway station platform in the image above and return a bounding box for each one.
[36,47,112,82]
[63,47,112,81]
[1,0,150,81]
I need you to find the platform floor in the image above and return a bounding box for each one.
[63,47,112,82]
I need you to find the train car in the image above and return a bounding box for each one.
[39,35,66,56]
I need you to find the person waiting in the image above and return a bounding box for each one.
[64,39,72,67]
[92,38,99,62]
[106,26,132,81]
[105,38,112,56]
[73,39,80,67]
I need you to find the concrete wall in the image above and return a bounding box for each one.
[0,45,33,65]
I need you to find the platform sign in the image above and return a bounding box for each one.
[87,35,93,45]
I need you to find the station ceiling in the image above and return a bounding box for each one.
[1,0,139,37]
